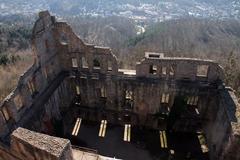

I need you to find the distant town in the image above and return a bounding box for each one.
[0,0,239,24]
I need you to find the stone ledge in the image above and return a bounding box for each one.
[11,127,71,158]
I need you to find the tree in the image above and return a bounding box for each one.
[225,51,240,98]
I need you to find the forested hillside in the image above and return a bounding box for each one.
[65,16,136,54]
[0,16,33,101]
[124,18,240,63]
[0,15,33,54]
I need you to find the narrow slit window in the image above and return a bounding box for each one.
[170,66,174,76]
[82,57,88,68]
[14,95,23,110]
[162,67,167,75]
[166,94,170,103]
[197,65,209,77]
[71,58,78,68]
[101,87,107,98]
[187,96,198,106]
[28,79,37,95]
[149,65,157,75]
[161,93,170,103]
[108,61,113,71]
[2,107,9,121]
[93,58,100,69]
[125,90,133,100]
[161,93,166,103]
[76,85,80,95]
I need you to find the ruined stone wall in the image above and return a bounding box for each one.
[201,87,240,160]
[73,75,214,129]
[25,77,74,135]
[0,64,47,141]
[136,53,224,82]
[11,128,73,160]
[0,11,64,141]
[0,11,75,159]
[0,10,240,160]
[65,50,223,131]
[219,89,240,160]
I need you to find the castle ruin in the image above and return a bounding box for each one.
[0,11,239,160]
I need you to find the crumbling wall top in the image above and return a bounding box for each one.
[136,52,224,82]
[39,11,51,18]
[11,127,71,157]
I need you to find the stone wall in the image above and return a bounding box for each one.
[11,127,73,160]
[136,52,224,82]
[219,89,240,159]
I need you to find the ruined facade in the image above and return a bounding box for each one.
[0,11,239,160]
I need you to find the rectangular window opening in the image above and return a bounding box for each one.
[108,61,113,71]
[125,90,133,100]
[149,54,160,58]
[161,93,170,103]
[72,58,78,68]
[93,59,101,69]
[2,107,9,121]
[149,65,157,75]
[170,66,174,76]
[197,65,209,77]
[76,85,80,95]
[166,94,170,103]
[101,87,107,98]
[82,57,88,68]
[161,93,166,103]
[14,95,23,110]
[162,67,167,75]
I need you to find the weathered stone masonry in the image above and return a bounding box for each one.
[0,11,239,160]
